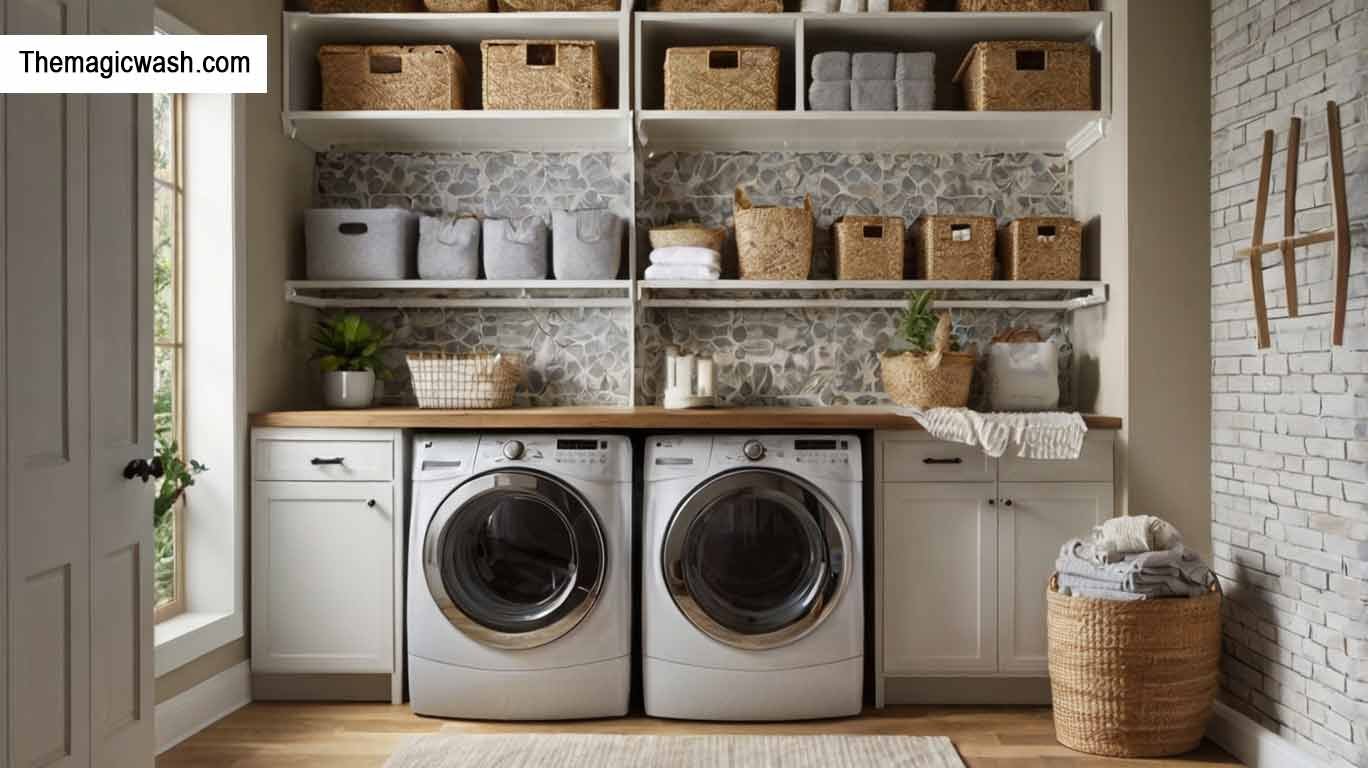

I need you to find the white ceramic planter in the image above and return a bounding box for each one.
[322,370,376,409]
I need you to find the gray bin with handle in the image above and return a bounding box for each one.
[552,209,623,280]
[306,208,417,280]
[418,215,481,280]
[482,217,549,280]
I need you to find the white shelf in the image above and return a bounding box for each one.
[636,110,1106,154]
[285,280,633,309]
[284,110,633,153]
[637,280,1107,311]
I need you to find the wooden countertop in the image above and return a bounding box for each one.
[250,406,1123,431]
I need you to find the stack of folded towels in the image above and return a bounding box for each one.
[644,245,721,281]
[1055,515,1216,601]
[808,52,936,112]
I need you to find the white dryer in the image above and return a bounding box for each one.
[408,434,631,720]
[642,434,864,721]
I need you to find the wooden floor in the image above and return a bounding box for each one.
[158,703,1242,767]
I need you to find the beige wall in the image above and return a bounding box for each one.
[155,0,313,704]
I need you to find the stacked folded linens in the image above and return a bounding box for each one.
[1055,515,1215,601]
[645,245,721,280]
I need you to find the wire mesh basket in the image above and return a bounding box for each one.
[406,352,524,409]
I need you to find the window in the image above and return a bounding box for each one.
[153,89,186,623]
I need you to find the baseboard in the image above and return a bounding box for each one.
[155,660,251,755]
[1207,701,1325,768]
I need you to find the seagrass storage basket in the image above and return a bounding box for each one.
[650,0,779,9]
[915,215,996,280]
[834,216,905,280]
[954,41,1092,111]
[496,0,618,10]
[665,47,781,111]
[1001,217,1082,280]
[482,40,605,110]
[880,314,974,409]
[957,0,1088,9]
[319,45,466,111]
[649,222,727,252]
[1047,575,1221,758]
[407,352,524,409]
[733,188,812,280]
[423,0,490,9]
[309,0,423,12]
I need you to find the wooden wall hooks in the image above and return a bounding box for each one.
[1243,100,1353,349]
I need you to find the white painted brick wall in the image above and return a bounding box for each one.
[1211,0,1368,766]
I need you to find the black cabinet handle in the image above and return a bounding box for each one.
[923,457,964,465]
[311,457,345,466]
[367,499,377,508]
[1004,499,1014,507]
[987,499,996,506]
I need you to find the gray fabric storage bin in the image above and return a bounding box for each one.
[482,218,549,280]
[552,209,623,281]
[306,208,417,280]
[418,215,480,280]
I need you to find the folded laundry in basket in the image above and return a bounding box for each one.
[896,79,935,111]
[1055,538,1215,599]
[649,246,722,268]
[852,80,896,111]
[896,52,936,81]
[852,52,896,81]
[810,51,852,82]
[1091,515,1185,563]
[809,81,852,111]
[644,264,721,281]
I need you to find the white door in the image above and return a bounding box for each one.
[996,482,1112,675]
[881,482,998,676]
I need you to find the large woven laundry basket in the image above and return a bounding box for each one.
[1047,575,1222,758]
[406,352,524,409]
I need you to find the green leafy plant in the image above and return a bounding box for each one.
[153,434,207,530]
[895,291,960,355]
[311,313,391,378]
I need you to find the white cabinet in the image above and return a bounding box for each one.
[251,428,405,702]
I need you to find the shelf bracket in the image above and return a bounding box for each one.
[1065,118,1107,162]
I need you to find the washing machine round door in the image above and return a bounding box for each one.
[424,469,606,650]
[661,468,851,650]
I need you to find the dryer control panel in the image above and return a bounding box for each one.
[474,434,632,483]
[647,435,861,482]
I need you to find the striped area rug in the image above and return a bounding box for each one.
[385,733,966,767]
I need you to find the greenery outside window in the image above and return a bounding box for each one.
[154,90,186,623]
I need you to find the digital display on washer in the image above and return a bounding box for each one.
[557,439,602,451]
[794,439,844,451]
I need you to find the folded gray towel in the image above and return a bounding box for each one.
[1056,575,1148,602]
[1056,538,1215,600]
[896,52,935,80]
[896,79,934,111]
[852,52,895,81]
[808,81,851,111]
[811,52,851,83]
[852,79,895,111]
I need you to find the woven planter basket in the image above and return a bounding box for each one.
[958,0,1088,9]
[954,40,1093,111]
[834,216,905,280]
[1001,217,1082,280]
[309,0,423,11]
[406,352,525,409]
[319,45,466,111]
[650,223,727,252]
[650,0,780,9]
[1047,575,1221,758]
[665,47,781,111]
[481,40,605,111]
[496,0,618,10]
[733,188,813,280]
[890,0,929,9]
[915,215,996,280]
[880,314,973,409]
[423,0,490,9]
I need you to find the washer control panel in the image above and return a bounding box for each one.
[647,435,860,481]
[471,434,630,481]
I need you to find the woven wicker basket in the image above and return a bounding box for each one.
[954,41,1093,111]
[880,314,974,409]
[319,45,466,111]
[482,40,605,111]
[649,223,727,252]
[650,0,780,9]
[406,352,524,409]
[834,216,905,280]
[1047,575,1221,758]
[915,215,996,280]
[1001,217,1082,280]
[734,188,812,281]
[890,0,929,9]
[423,0,490,9]
[496,0,618,10]
[665,47,781,111]
[958,0,1088,10]
[309,0,423,12]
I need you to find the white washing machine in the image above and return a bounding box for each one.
[408,434,631,720]
[642,434,864,721]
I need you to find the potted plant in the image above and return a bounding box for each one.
[312,313,390,409]
[153,435,207,605]
[880,291,976,409]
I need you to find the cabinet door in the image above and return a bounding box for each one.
[882,483,998,675]
[251,481,394,674]
[997,482,1112,675]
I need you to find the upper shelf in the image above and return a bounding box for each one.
[286,279,633,309]
[639,280,1108,311]
[284,110,633,153]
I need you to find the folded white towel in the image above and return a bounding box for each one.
[649,246,722,268]
[645,264,721,281]
[1091,516,1184,563]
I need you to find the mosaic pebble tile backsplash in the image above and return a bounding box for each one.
[314,150,1076,407]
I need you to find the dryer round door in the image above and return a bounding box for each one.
[424,469,606,650]
[661,468,851,650]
